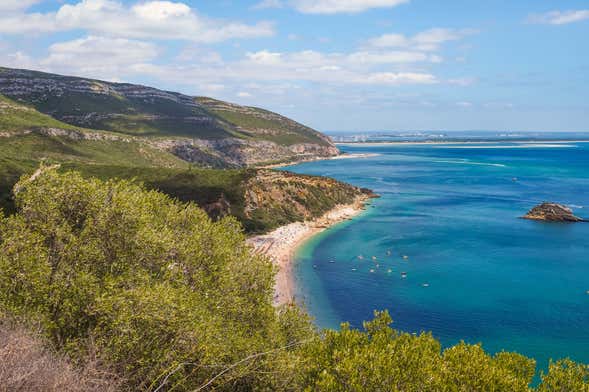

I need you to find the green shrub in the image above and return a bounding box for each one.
[0,167,312,390]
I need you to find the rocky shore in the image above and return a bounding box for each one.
[522,202,586,222]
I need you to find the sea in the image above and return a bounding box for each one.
[283,134,589,373]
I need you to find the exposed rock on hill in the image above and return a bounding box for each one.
[0,67,339,167]
[242,169,377,232]
[522,203,586,222]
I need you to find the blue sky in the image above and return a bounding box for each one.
[1,0,588,132]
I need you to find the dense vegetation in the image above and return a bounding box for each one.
[197,97,331,146]
[0,169,587,391]
[0,159,365,234]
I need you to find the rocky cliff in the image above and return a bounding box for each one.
[0,67,339,167]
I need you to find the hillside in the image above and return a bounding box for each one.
[0,92,365,231]
[0,67,339,166]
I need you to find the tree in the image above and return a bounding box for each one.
[0,168,312,390]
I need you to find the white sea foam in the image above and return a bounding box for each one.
[434,160,506,167]
[433,144,576,149]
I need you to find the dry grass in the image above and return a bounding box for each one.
[0,321,121,392]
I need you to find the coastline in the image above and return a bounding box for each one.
[260,152,379,169]
[247,194,372,306]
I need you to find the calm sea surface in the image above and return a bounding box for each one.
[285,142,589,370]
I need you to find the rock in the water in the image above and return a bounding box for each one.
[522,202,586,222]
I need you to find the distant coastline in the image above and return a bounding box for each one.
[336,140,589,146]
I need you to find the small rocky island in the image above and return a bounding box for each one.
[522,202,586,222]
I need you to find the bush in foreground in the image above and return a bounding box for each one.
[0,167,313,390]
[0,319,119,391]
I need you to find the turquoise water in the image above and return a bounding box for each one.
[287,142,589,370]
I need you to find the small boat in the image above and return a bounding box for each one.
[422,283,430,287]
[329,260,335,263]
[512,177,518,182]
[401,272,407,278]
[387,269,392,273]
[403,255,409,260]
[370,269,375,273]
[372,256,377,260]
[352,268,357,271]
[358,255,364,259]
[386,250,392,256]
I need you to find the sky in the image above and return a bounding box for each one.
[1,0,588,132]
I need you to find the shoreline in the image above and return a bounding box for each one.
[260,152,379,169]
[247,194,372,306]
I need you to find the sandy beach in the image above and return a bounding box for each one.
[247,194,372,306]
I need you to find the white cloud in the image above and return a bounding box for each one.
[3,51,38,69]
[244,48,441,70]
[237,91,253,98]
[291,0,409,14]
[252,0,284,10]
[484,102,514,109]
[357,72,437,85]
[40,36,159,80]
[246,50,283,65]
[175,47,224,64]
[368,28,477,51]
[128,48,440,88]
[368,33,408,48]
[448,77,477,86]
[0,0,40,12]
[527,10,589,25]
[347,51,441,64]
[253,0,409,14]
[0,0,275,42]
[456,101,473,108]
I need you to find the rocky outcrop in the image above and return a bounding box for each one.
[0,68,198,108]
[522,203,586,222]
[0,127,131,142]
[243,169,377,224]
[151,137,338,168]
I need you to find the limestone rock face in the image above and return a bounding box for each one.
[522,203,586,222]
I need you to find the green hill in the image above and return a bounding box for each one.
[0,92,363,233]
[0,67,338,166]
[0,68,349,230]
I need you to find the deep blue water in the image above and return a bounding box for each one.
[285,142,589,371]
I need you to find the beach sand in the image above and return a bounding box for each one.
[247,195,371,306]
